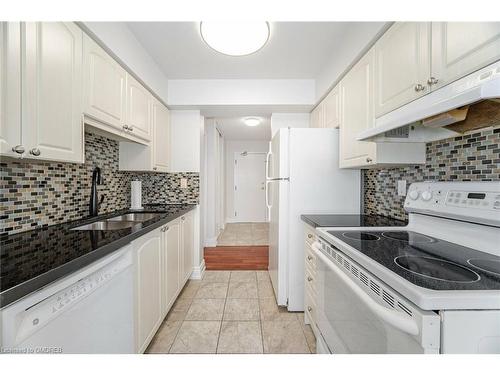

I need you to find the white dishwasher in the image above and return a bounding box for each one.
[1,245,135,354]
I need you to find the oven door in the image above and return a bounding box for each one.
[313,242,440,354]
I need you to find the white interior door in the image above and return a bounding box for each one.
[234,152,267,222]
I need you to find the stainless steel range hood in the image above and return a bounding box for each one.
[358,61,500,143]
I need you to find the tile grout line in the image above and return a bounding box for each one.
[214,277,230,354]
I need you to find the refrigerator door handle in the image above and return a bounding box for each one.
[265,151,272,180]
[265,180,272,209]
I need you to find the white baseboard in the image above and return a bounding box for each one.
[190,259,206,280]
[205,237,217,247]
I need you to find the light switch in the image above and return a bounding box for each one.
[180,178,188,189]
[397,180,407,196]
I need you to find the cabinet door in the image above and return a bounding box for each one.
[23,22,83,163]
[339,49,377,169]
[0,22,21,157]
[181,213,194,282]
[432,22,500,89]
[324,85,340,129]
[152,99,170,172]
[310,102,324,128]
[164,219,181,310]
[83,34,126,130]
[126,74,151,142]
[374,22,431,117]
[135,229,163,353]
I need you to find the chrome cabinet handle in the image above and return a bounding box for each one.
[12,145,25,154]
[123,125,129,131]
[307,234,313,239]
[181,217,185,221]
[153,167,157,171]
[307,276,313,282]
[414,84,425,92]
[366,157,373,163]
[128,126,134,132]
[307,306,313,312]
[29,148,41,156]
[307,255,313,261]
[427,77,439,86]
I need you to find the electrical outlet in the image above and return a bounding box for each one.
[397,180,407,196]
[180,178,188,189]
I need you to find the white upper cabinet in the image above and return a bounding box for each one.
[431,22,500,90]
[152,98,170,172]
[83,34,126,131]
[339,49,377,168]
[0,22,21,158]
[119,98,170,172]
[310,102,324,128]
[22,22,83,163]
[125,73,151,142]
[324,84,340,129]
[374,22,431,117]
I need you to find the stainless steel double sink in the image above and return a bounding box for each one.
[71,213,161,231]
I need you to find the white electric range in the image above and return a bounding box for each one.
[313,181,500,354]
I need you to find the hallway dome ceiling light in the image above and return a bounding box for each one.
[200,22,270,56]
[243,117,261,127]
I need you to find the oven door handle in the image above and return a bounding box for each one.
[312,243,420,336]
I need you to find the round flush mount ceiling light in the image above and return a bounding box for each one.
[200,22,270,56]
[244,117,261,127]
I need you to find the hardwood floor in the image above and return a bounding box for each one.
[204,246,269,270]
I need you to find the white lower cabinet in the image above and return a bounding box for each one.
[303,224,318,337]
[134,228,163,354]
[163,218,181,312]
[133,210,195,353]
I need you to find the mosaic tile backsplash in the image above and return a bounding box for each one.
[0,131,199,234]
[364,125,500,221]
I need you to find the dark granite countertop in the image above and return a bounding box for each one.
[0,204,196,308]
[301,214,407,228]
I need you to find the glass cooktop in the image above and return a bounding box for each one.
[326,230,500,291]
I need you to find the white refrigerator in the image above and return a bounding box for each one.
[266,128,360,311]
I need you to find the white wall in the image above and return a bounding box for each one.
[170,110,202,172]
[168,79,315,106]
[82,22,169,103]
[225,140,269,222]
[270,113,310,137]
[315,22,388,100]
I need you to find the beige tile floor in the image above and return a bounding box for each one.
[146,270,316,354]
[217,223,269,246]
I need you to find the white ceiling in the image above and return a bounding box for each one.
[214,117,271,141]
[126,22,370,79]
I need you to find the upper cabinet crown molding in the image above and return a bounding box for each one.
[431,22,500,90]
[374,22,431,117]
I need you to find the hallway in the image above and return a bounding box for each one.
[217,223,269,246]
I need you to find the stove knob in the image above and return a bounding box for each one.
[421,191,432,201]
[408,190,419,200]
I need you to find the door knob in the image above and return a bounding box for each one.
[307,255,313,261]
[307,306,313,312]
[307,276,313,282]
[122,125,129,131]
[29,148,41,156]
[11,145,25,154]
[128,126,134,132]
[366,157,373,163]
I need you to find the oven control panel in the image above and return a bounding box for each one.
[405,181,500,226]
